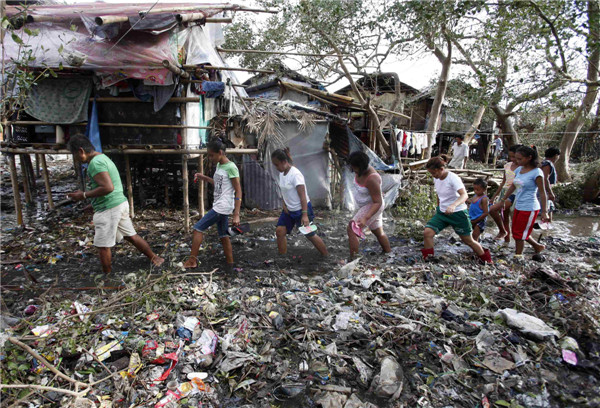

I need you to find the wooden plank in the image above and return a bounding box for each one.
[198,155,205,216]
[1,147,258,155]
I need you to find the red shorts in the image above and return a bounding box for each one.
[512,209,539,240]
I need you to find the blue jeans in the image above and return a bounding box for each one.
[193,209,229,238]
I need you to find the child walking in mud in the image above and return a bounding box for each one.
[489,144,521,243]
[422,155,492,263]
[184,139,242,268]
[346,151,391,258]
[271,148,328,256]
[503,146,548,257]
[468,178,489,242]
[541,147,560,222]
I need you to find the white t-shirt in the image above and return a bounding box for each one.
[212,161,239,215]
[434,172,467,213]
[449,142,469,168]
[278,166,310,211]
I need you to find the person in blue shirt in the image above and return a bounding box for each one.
[468,178,489,242]
[503,146,549,257]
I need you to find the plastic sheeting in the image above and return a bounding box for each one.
[262,121,331,209]
[342,169,402,212]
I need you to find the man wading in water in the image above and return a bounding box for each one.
[67,135,164,273]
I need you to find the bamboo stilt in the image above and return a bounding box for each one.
[8,154,23,226]
[35,154,41,177]
[198,155,205,216]
[19,155,32,204]
[181,103,189,233]
[40,154,54,210]
[124,155,134,219]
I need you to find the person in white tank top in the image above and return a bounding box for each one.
[347,151,391,258]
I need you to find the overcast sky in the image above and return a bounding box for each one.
[61,0,441,90]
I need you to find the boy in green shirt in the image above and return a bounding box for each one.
[67,135,164,273]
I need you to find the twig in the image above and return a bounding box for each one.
[8,337,88,389]
[0,383,86,397]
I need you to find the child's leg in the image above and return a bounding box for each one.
[489,201,507,239]
[515,239,525,255]
[526,236,545,253]
[458,234,485,256]
[472,225,481,241]
[220,236,234,264]
[306,234,328,256]
[502,200,512,242]
[423,227,436,249]
[371,227,391,253]
[184,230,204,268]
[347,222,360,257]
[276,226,288,255]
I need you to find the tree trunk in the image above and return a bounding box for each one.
[463,105,486,144]
[491,104,519,147]
[556,0,600,182]
[425,42,452,159]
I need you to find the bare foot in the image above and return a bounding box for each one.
[183,258,197,269]
[504,236,511,244]
[534,244,546,253]
[494,232,507,240]
[152,256,165,268]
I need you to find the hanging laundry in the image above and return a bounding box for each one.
[86,97,102,152]
[201,81,225,98]
[128,78,178,112]
[25,78,92,124]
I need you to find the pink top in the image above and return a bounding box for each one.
[504,162,517,187]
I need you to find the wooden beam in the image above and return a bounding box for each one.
[19,155,32,204]
[181,102,189,233]
[90,97,202,103]
[217,47,339,58]
[1,147,258,155]
[7,121,211,129]
[40,154,54,210]
[162,60,191,80]
[124,155,134,219]
[7,154,23,226]
[198,155,205,216]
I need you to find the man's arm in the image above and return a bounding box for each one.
[231,177,242,226]
[68,172,113,201]
[541,165,555,201]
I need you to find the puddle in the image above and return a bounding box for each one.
[551,214,600,237]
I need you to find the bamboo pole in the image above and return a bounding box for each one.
[35,154,40,177]
[124,155,134,219]
[198,155,205,216]
[181,102,189,233]
[176,14,232,23]
[0,147,258,155]
[184,65,275,74]
[6,121,211,129]
[40,154,54,210]
[90,97,202,103]
[7,154,23,226]
[19,155,32,204]
[217,47,340,58]
[162,60,190,80]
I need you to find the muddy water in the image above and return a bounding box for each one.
[551,214,600,237]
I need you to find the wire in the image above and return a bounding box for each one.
[104,0,161,55]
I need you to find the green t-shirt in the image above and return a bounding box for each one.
[87,154,127,212]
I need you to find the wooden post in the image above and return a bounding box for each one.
[73,155,85,191]
[181,103,190,233]
[35,154,41,177]
[198,155,205,216]
[124,154,135,219]
[40,154,54,210]
[19,155,32,204]
[8,154,23,226]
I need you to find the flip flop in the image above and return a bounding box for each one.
[350,220,366,239]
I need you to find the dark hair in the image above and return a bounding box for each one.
[516,145,540,167]
[271,147,292,163]
[207,138,226,153]
[426,154,449,170]
[473,178,488,188]
[348,151,370,176]
[67,135,95,154]
[508,144,522,153]
[454,135,464,140]
[544,147,561,158]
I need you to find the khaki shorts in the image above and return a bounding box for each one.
[93,201,136,247]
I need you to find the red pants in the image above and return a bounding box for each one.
[512,209,539,240]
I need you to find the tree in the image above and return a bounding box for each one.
[554,0,599,181]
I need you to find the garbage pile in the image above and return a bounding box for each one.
[1,217,600,407]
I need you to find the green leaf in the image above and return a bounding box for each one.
[7,361,18,370]
[70,24,77,32]
[58,44,64,54]
[24,27,32,36]
[494,401,511,407]
[18,364,30,371]
[48,69,57,78]
[11,33,24,45]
